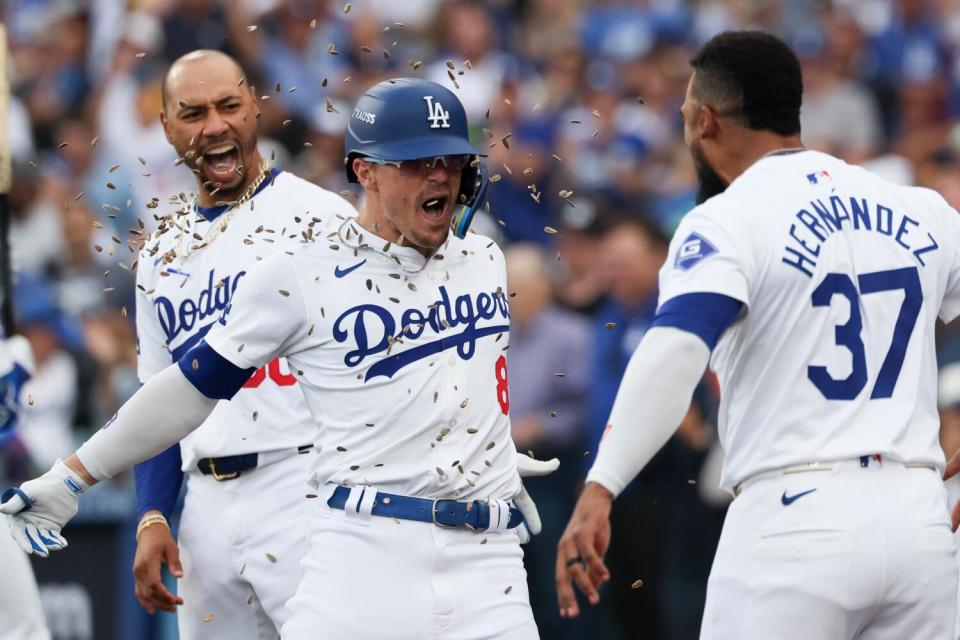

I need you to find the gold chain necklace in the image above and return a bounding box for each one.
[175,161,271,259]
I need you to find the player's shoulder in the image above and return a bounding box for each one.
[270,171,358,212]
[895,182,954,214]
[834,157,958,221]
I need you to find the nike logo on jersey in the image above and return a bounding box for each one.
[334,260,367,278]
[334,285,510,380]
[780,488,816,505]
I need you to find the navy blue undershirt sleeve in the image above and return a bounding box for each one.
[177,339,256,400]
[135,444,183,521]
[650,292,744,350]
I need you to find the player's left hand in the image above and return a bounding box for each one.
[513,453,559,542]
[556,482,613,618]
[0,459,89,557]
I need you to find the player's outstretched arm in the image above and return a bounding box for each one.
[555,326,711,618]
[0,363,221,556]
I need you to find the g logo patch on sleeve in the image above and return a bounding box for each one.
[675,232,718,270]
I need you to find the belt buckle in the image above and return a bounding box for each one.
[209,459,239,482]
[431,499,466,529]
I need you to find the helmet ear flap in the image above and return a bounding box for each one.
[452,158,489,239]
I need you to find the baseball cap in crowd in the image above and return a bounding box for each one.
[14,273,84,351]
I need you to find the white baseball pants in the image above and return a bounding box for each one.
[0,515,50,640]
[701,458,958,640]
[280,485,540,639]
[176,450,315,640]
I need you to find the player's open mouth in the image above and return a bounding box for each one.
[420,195,450,222]
[202,142,241,184]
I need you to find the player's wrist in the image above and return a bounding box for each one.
[582,481,615,503]
[136,513,170,542]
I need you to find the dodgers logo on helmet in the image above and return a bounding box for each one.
[675,232,718,271]
[423,96,451,129]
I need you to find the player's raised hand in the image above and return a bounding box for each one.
[513,453,559,539]
[133,515,184,614]
[0,459,88,557]
[555,482,613,618]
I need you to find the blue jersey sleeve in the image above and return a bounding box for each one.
[650,292,743,350]
[135,444,184,521]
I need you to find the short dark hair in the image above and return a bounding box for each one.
[690,31,802,136]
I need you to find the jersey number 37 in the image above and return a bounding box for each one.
[808,266,921,400]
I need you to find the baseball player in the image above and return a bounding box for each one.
[557,31,959,639]
[130,49,358,638]
[1,77,555,640]
[0,335,50,640]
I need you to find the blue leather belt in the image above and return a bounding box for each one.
[327,486,524,531]
[198,445,313,481]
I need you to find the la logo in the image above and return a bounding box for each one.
[423,96,451,129]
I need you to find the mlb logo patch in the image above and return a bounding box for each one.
[806,170,831,184]
[675,232,717,271]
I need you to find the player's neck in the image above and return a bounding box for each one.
[717,134,804,185]
[195,150,266,208]
[355,206,433,258]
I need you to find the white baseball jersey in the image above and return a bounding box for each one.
[135,170,357,469]
[660,149,960,492]
[201,218,522,501]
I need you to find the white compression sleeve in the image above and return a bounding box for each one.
[75,364,218,480]
[585,326,711,498]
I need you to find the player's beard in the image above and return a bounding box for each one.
[691,142,728,205]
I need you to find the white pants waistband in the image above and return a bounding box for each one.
[733,455,938,497]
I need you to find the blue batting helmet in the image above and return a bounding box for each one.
[344,77,489,238]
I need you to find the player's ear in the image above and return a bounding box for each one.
[353,158,377,190]
[160,110,174,145]
[246,84,261,120]
[699,105,720,141]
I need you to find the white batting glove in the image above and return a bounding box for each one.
[513,453,559,542]
[0,459,89,557]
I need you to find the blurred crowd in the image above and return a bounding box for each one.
[4,0,960,638]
